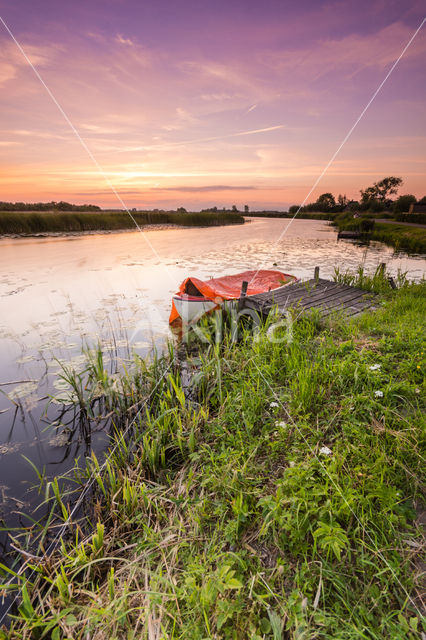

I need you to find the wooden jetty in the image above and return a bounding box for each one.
[241,268,378,319]
[337,230,365,240]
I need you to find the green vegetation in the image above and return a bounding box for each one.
[0,200,101,212]
[371,223,426,254]
[1,270,425,639]
[395,213,426,225]
[332,213,426,254]
[0,210,244,235]
[242,210,334,220]
[289,176,426,217]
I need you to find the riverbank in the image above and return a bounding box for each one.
[242,211,333,220]
[333,213,426,254]
[0,223,187,239]
[371,222,426,254]
[2,271,425,638]
[0,210,244,235]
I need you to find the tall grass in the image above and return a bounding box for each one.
[0,210,244,235]
[371,223,426,254]
[333,263,410,292]
[333,213,426,254]
[1,278,425,639]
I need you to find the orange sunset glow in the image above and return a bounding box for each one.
[0,2,425,210]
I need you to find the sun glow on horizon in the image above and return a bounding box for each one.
[0,2,425,209]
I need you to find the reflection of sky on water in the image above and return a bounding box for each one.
[0,219,425,561]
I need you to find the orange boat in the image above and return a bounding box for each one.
[169,269,298,325]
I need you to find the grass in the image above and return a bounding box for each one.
[333,213,426,254]
[242,211,334,220]
[1,271,425,639]
[371,223,426,254]
[0,210,244,235]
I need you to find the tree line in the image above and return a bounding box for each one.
[0,200,101,211]
[289,177,426,214]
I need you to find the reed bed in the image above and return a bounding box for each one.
[0,211,244,235]
[371,223,426,254]
[1,270,425,639]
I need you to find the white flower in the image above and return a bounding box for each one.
[288,461,295,468]
[269,401,279,408]
[415,388,420,395]
[275,421,287,428]
[369,364,381,371]
[374,390,384,398]
[319,446,332,456]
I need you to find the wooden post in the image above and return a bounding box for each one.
[238,280,248,311]
[388,276,397,289]
[314,266,320,283]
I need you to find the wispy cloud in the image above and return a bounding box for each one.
[153,185,258,192]
[0,39,53,87]
[115,34,135,46]
[1,11,425,208]
[234,125,283,137]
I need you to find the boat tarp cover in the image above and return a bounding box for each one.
[169,270,296,323]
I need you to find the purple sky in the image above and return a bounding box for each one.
[0,0,425,209]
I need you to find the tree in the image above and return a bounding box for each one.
[315,193,336,212]
[244,205,249,213]
[337,194,348,209]
[417,196,426,205]
[360,176,403,208]
[231,205,238,212]
[392,194,416,214]
[177,207,187,213]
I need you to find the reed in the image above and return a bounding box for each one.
[0,210,244,235]
[371,223,426,254]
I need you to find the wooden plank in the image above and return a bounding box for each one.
[246,280,341,308]
[291,287,367,307]
[297,289,374,311]
[242,277,377,320]
[268,287,371,313]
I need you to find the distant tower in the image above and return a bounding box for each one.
[244,205,249,213]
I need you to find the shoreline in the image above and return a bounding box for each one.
[3,271,425,637]
[0,210,245,236]
[0,223,182,240]
[0,220,252,240]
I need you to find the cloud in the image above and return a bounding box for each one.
[200,93,240,101]
[115,34,135,46]
[0,39,53,87]
[234,125,284,137]
[75,185,258,196]
[153,185,258,192]
[79,123,126,134]
[258,22,426,82]
[116,125,286,153]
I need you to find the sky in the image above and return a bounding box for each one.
[0,0,425,210]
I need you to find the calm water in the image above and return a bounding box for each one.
[0,218,425,593]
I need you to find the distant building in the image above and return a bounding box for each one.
[408,204,426,214]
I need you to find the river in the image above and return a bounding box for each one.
[0,217,425,601]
